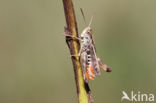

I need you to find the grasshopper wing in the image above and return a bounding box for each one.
[90,44,101,76]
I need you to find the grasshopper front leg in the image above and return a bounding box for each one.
[64,27,83,57]
[64,27,83,41]
[64,34,82,41]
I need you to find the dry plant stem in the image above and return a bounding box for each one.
[62,0,93,103]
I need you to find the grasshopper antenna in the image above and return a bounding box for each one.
[88,14,94,27]
[80,8,87,26]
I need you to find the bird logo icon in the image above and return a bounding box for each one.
[121,91,131,101]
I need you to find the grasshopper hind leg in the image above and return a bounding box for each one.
[97,57,112,72]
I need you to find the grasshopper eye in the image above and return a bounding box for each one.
[81,37,84,39]
[87,29,92,34]
[87,30,90,34]
[85,37,88,39]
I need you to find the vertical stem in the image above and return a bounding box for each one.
[62,0,93,103]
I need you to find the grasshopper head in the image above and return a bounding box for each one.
[81,27,92,35]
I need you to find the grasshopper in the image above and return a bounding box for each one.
[64,9,111,83]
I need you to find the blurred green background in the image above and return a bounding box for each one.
[0,0,156,103]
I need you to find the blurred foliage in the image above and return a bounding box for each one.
[0,0,156,103]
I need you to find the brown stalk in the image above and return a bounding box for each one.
[62,0,93,103]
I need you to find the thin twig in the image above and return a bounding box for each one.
[62,0,93,103]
